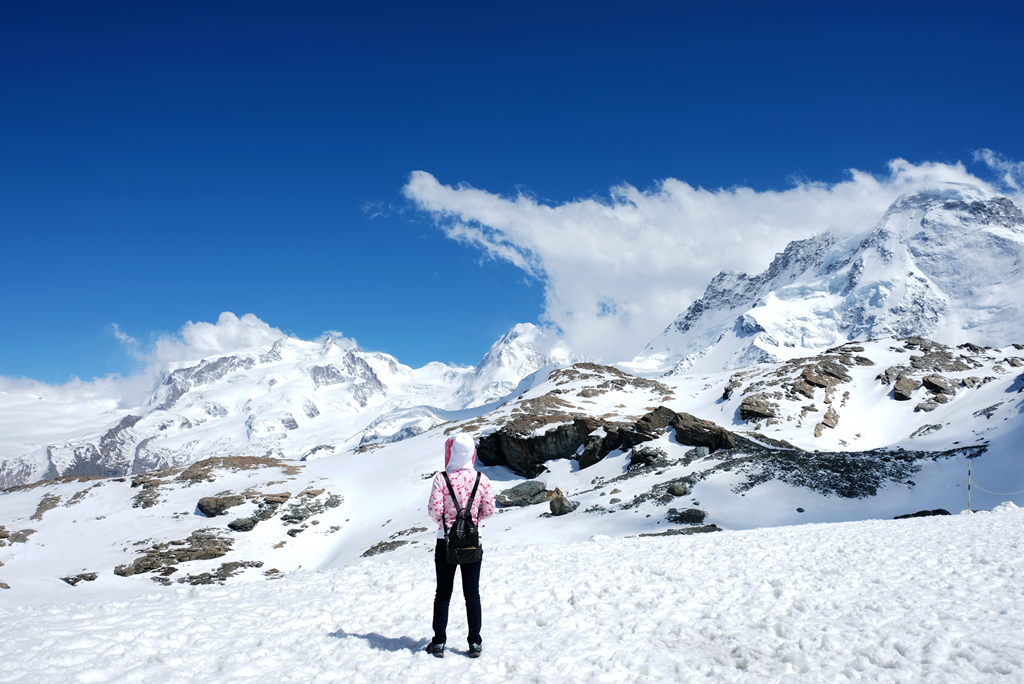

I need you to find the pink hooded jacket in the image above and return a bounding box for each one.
[428,434,496,539]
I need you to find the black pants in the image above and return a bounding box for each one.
[432,539,482,646]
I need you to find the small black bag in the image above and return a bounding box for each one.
[441,471,482,565]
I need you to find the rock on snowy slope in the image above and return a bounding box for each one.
[630,183,1024,375]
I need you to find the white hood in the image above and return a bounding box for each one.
[444,434,477,472]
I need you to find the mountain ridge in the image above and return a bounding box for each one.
[628,184,1024,376]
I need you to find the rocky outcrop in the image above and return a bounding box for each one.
[549,489,576,516]
[739,395,777,421]
[893,375,922,401]
[479,405,742,477]
[800,360,851,388]
[477,418,594,478]
[60,572,98,586]
[629,446,670,470]
[495,481,549,507]
[228,492,292,532]
[669,412,736,452]
[666,508,707,524]
[114,528,234,578]
[197,495,246,517]
[666,482,690,497]
[894,509,951,520]
[922,374,955,395]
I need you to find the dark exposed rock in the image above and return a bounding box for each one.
[915,401,940,413]
[922,374,955,395]
[894,509,951,520]
[667,483,690,497]
[740,395,777,421]
[197,495,245,518]
[629,446,670,470]
[60,572,98,586]
[361,540,409,557]
[666,508,707,524]
[227,490,298,531]
[279,492,343,524]
[722,377,744,400]
[495,481,548,507]
[670,412,736,452]
[30,493,61,521]
[547,363,673,397]
[893,375,922,401]
[634,406,677,436]
[477,419,586,478]
[821,406,839,429]
[578,423,653,469]
[853,356,875,366]
[549,489,576,516]
[174,560,264,586]
[228,517,257,532]
[677,443,989,500]
[801,359,851,387]
[8,529,36,544]
[973,403,1003,419]
[114,528,234,577]
[478,410,652,477]
[791,380,816,399]
[639,524,720,537]
[909,424,943,438]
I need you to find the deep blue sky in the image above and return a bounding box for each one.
[2,1,1022,382]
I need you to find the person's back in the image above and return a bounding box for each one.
[425,434,495,658]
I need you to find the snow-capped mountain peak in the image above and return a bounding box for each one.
[446,323,579,409]
[629,184,1024,375]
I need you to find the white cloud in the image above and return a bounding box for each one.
[149,312,286,367]
[974,149,1024,192]
[0,313,343,410]
[405,158,1018,363]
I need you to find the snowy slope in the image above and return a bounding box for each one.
[630,184,1024,375]
[2,338,1021,610]
[1,507,1022,683]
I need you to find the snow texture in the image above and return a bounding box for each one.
[1,509,1021,683]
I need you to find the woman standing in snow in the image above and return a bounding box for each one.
[425,433,496,659]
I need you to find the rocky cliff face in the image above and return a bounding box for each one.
[631,184,1024,375]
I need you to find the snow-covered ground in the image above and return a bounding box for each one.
[2,505,1021,683]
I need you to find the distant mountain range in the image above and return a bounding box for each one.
[0,323,574,489]
[3,183,1023,491]
[2,184,1023,598]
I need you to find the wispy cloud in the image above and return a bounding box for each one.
[974,149,1024,192]
[405,158,1019,363]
